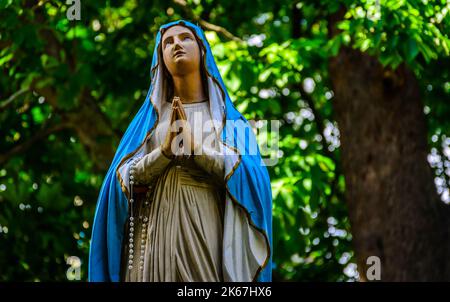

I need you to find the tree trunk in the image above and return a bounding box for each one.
[329,47,450,281]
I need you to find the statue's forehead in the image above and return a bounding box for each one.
[161,25,193,39]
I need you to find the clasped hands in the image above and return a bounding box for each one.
[160,96,199,159]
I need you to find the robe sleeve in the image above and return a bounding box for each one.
[132,146,172,185]
[193,144,225,182]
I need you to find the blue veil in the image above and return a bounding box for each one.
[88,20,272,282]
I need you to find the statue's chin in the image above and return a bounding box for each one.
[171,59,196,76]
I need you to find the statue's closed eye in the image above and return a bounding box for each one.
[164,35,191,48]
[164,37,173,48]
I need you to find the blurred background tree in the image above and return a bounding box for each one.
[0,0,449,281]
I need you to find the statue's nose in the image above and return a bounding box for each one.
[174,37,183,48]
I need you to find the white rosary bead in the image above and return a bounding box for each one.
[127,156,142,275]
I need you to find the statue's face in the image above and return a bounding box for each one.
[161,25,201,77]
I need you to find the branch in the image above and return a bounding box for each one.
[0,122,72,166]
[30,0,61,11]
[172,0,243,42]
[327,5,347,40]
[292,2,302,39]
[80,88,122,140]
[0,88,29,112]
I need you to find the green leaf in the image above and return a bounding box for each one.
[31,107,45,124]
[404,38,419,62]
[0,53,13,66]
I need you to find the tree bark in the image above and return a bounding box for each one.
[329,46,450,281]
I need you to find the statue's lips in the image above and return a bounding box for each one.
[173,51,186,58]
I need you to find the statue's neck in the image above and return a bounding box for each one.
[172,72,207,103]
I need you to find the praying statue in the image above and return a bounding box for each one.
[89,20,272,282]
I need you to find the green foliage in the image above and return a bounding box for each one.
[334,0,450,69]
[0,0,449,281]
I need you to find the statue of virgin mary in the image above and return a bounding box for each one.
[88,20,272,282]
